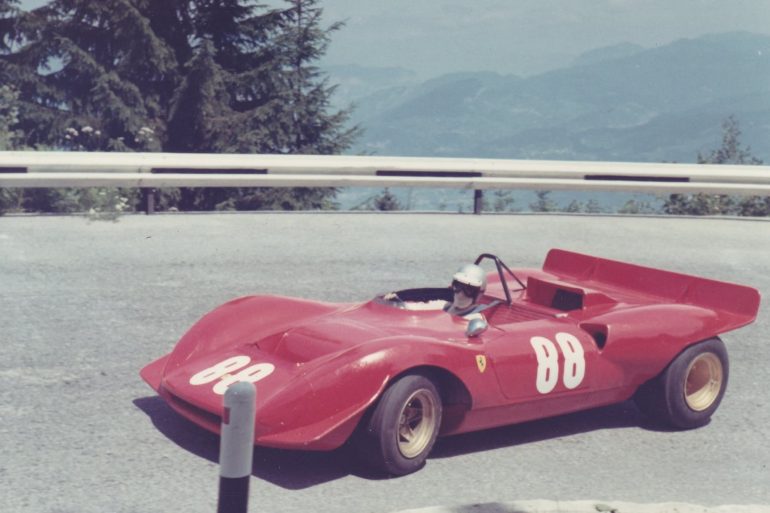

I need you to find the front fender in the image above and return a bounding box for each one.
[256,336,485,450]
[164,295,342,371]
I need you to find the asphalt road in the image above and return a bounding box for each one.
[1,212,769,513]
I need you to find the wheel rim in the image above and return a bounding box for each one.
[684,352,723,412]
[397,388,438,459]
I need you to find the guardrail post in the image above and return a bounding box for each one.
[473,189,483,214]
[141,188,155,215]
[217,382,256,513]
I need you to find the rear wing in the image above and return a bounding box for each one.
[542,249,760,323]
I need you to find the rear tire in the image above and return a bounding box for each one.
[356,374,442,476]
[634,337,728,429]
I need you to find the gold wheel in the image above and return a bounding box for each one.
[397,389,439,459]
[684,352,724,412]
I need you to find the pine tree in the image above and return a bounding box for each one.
[273,0,358,155]
[217,0,360,211]
[530,190,557,212]
[697,116,762,166]
[663,116,765,216]
[373,188,402,211]
[0,83,21,213]
[0,0,175,151]
[484,190,516,212]
[0,84,20,150]
[0,0,358,212]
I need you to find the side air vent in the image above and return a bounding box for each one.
[551,289,583,311]
[526,277,584,311]
[580,323,609,350]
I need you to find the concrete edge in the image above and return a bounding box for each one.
[1,210,770,222]
[393,500,770,513]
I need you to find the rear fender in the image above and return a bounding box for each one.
[585,303,725,384]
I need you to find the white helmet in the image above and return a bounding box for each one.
[452,264,487,298]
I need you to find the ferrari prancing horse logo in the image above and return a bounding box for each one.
[476,355,487,373]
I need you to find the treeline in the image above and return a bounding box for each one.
[0,1,766,216]
[369,116,767,216]
[0,0,357,214]
[479,117,768,217]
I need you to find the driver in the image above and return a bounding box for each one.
[445,264,487,316]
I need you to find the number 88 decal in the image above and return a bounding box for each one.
[530,332,586,394]
[189,355,275,395]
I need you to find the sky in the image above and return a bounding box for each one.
[20,0,770,78]
[310,0,770,77]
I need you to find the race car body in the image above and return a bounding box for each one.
[140,249,760,475]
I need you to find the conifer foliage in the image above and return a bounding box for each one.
[0,0,358,211]
[663,116,766,216]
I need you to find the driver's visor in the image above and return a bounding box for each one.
[452,280,480,297]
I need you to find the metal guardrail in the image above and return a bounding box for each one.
[1,151,769,213]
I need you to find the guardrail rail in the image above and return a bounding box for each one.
[1,151,768,213]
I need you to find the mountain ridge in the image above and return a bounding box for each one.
[330,31,770,163]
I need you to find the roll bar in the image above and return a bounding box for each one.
[473,253,526,305]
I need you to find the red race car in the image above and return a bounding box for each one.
[140,249,760,475]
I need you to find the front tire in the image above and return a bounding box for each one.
[634,337,728,429]
[358,374,442,476]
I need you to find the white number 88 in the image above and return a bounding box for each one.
[530,332,585,394]
[189,356,275,395]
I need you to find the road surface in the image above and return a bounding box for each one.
[1,213,768,513]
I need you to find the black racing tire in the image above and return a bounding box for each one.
[356,374,442,476]
[634,337,728,429]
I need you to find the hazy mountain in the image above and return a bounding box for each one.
[325,65,419,110]
[571,43,645,66]
[331,32,770,163]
